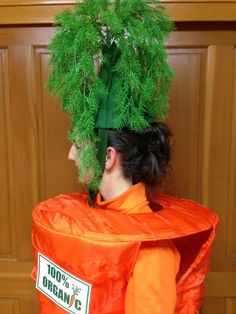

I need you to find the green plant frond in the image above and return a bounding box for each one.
[102,10,124,35]
[48,0,174,188]
[79,143,102,189]
[128,103,149,132]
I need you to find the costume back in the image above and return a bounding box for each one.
[32,193,219,313]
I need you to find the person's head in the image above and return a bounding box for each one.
[105,122,172,193]
[69,121,172,199]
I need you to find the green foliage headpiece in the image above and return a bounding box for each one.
[48,0,174,192]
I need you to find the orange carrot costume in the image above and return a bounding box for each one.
[32,183,219,313]
[40,2,219,313]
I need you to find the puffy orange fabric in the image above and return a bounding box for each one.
[125,240,180,314]
[96,184,180,313]
[32,184,219,314]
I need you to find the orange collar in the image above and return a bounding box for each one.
[96,183,152,214]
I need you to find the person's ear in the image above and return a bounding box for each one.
[104,146,117,170]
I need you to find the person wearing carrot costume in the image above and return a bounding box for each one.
[31,1,219,313]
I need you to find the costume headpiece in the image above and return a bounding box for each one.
[48,0,173,196]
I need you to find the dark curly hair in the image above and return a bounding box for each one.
[107,122,172,192]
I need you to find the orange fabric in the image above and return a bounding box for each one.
[125,241,180,314]
[96,183,180,313]
[32,185,219,314]
[96,183,151,214]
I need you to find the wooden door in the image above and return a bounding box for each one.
[0,3,236,314]
[0,27,80,314]
[166,26,236,313]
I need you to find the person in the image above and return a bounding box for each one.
[68,122,180,313]
[32,121,219,313]
[31,1,219,313]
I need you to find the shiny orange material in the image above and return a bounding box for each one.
[32,184,219,313]
[96,184,180,313]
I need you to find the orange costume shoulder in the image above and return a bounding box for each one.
[32,184,219,314]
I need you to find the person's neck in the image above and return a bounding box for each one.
[99,172,132,201]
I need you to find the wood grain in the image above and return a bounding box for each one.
[0,299,19,314]
[165,48,206,200]
[0,2,235,24]
[227,47,236,258]
[0,11,236,314]
[0,48,15,259]
[33,47,80,200]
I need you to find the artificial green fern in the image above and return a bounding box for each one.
[48,0,174,189]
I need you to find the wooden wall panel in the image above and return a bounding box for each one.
[205,272,236,297]
[8,45,38,262]
[0,48,15,259]
[165,48,206,200]
[0,299,19,314]
[0,0,235,4]
[201,297,226,314]
[0,0,73,4]
[19,299,39,314]
[0,262,37,297]
[168,30,236,47]
[0,19,235,314]
[164,32,236,313]
[0,1,236,24]
[227,298,236,314]
[0,298,39,314]
[204,45,236,271]
[0,40,42,313]
[228,48,236,258]
[33,47,80,200]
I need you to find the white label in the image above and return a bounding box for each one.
[36,253,91,314]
